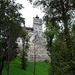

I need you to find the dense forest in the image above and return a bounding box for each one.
[0,0,75,75]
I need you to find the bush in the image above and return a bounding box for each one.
[44,60,49,63]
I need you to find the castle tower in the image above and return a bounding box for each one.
[17,16,49,62]
[33,15,42,33]
[27,16,49,62]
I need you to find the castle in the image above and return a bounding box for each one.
[26,15,49,62]
[17,15,49,62]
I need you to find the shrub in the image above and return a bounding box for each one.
[44,60,49,63]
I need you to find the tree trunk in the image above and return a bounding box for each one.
[22,38,25,70]
[0,48,7,75]
[7,27,10,75]
[7,49,10,75]
[34,42,36,75]
[34,55,36,75]
[72,70,75,75]
[0,56,5,75]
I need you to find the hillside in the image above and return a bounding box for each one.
[2,58,49,75]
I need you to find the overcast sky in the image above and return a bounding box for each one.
[16,0,44,27]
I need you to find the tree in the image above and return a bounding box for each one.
[29,0,75,75]
[21,30,29,70]
[32,34,38,75]
[0,0,25,75]
[45,22,60,75]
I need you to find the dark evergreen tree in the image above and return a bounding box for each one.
[21,30,29,70]
[0,0,25,75]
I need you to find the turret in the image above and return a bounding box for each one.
[33,15,42,33]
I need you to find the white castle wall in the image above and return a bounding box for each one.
[27,17,49,62]
[17,16,49,62]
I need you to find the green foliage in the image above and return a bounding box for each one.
[20,30,29,70]
[0,0,27,75]
[0,0,25,60]
[44,22,60,53]
[44,60,49,63]
[32,0,75,75]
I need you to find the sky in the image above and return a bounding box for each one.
[16,0,45,27]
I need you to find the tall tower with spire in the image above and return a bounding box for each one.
[18,15,49,62]
[27,15,49,62]
[33,15,42,33]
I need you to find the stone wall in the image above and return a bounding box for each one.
[27,32,49,62]
[17,16,50,62]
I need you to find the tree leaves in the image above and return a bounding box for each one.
[32,0,75,75]
[0,1,27,74]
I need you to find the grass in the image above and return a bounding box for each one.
[2,58,49,75]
